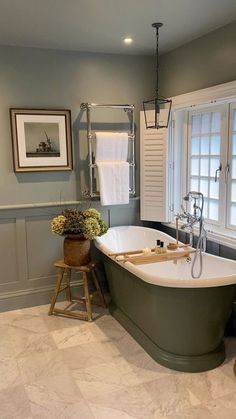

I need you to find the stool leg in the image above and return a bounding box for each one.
[91,269,107,308]
[48,268,65,315]
[83,272,93,322]
[65,268,72,302]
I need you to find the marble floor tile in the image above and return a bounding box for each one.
[51,324,99,349]
[0,308,26,326]
[143,374,201,417]
[124,350,173,384]
[92,314,128,341]
[0,355,22,391]
[43,312,86,332]
[108,331,145,357]
[61,339,120,371]
[17,348,69,384]
[26,400,94,419]
[73,356,141,400]
[8,326,57,359]
[25,372,91,418]
[79,319,119,343]
[0,384,31,419]
[156,405,215,419]
[1,303,236,419]
[179,367,236,403]
[7,312,49,334]
[205,391,236,419]
[89,402,146,419]
[57,399,95,419]
[90,383,156,419]
[0,325,15,358]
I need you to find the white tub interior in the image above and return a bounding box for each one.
[95,226,236,288]
[95,225,175,253]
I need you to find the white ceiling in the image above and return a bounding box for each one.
[0,0,236,55]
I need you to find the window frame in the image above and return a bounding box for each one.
[166,80,236,248]
[227,102,236,231]
[187,104,228,228]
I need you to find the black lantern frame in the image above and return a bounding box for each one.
[143,23,172,130]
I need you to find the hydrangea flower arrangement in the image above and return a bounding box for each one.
[51,208,108,240]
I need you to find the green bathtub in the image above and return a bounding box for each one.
[95,226,236,372]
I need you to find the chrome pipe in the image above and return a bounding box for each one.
[86,107,93,198]
[80,103,134,110]
[81,102,135,197]
[130,108,135,195]
[89,163,134,169]
[88,133,134,140]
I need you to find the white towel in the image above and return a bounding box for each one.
[95,132,128,161]
[95,131,130,205]
[96,161,129,206]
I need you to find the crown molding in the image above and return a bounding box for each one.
[171,80,236,110]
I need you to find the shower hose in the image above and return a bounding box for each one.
[191,223,207,279]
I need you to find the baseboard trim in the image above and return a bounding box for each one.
[0,280,81,312]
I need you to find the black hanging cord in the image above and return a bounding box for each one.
[152,22,163,98]
[155,26,159,97]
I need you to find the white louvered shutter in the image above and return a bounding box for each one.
[140,111,170,222]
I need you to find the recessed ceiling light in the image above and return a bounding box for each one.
[123,37,133,44]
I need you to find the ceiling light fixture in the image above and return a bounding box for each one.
[123,37,133,44]
[143,23,172,129]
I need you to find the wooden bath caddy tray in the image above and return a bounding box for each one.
[109,247,195,265]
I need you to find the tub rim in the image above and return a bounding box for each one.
[95,225,236,288]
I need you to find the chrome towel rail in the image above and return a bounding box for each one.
[80,102,135,199]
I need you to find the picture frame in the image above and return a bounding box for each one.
[10,108,73,172]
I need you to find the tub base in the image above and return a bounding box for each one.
[109,302,226,373]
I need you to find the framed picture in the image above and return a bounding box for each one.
[10,108,73,172]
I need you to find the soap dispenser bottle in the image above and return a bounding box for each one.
[155,240,161,254]
[160,241,167,254]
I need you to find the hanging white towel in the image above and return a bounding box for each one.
[96,161,129,206]
[95,131,130,205]
[95,132,128,161]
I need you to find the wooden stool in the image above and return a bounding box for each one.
[48,260,106,321]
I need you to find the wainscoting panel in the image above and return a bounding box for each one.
[0,199,140,312]
[0,218,18,289]
[26,215,63,281]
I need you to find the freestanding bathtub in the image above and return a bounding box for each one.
[95,226,236,372]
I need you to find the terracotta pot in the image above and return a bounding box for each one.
[63,235,91,266]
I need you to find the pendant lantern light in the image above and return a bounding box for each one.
[143,23,172,129]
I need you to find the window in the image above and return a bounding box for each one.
[188,105,226,224]
[228,103,236,228]
[171,98,236,242]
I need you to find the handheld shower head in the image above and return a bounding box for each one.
[182,191,204,220]
[184,191,203,201]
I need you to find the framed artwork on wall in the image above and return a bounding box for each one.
[10,108,73,172]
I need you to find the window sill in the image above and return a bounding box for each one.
[162,222,236,250]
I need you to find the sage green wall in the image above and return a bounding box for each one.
[160,20,236,97]
[0,45,153,310]
[0,45,154,206]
